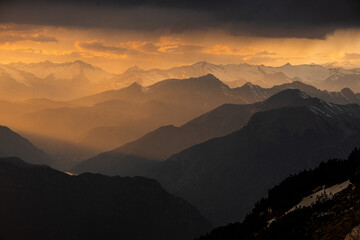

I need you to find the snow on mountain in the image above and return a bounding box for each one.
[287,180,352,213]
[114,61,360,90]
[112,61,294,88]
[270,63,331,84]
[0,61,115,100]
[1,60,360,100]
[4,60,114,83]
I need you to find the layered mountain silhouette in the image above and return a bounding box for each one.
[197,148,360,240]
[2,73,360,170]
[0,157,211,240]
[20,74,245,147]
[76,79,360,151]
[72,88,360,176]
[150,90,360,225]
[0,125,51,165]
[72,89,360,225]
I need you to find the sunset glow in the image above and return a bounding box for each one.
[1,24,360,73]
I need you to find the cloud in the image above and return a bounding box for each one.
[76,39,203,57]
[0,0,359,39]
[76,41,130,55]
[0,24,58,44]
[0,33,58,44]
[256,51,277,56]
[344,52,360,60]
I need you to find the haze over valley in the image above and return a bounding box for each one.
[1,0,360,239]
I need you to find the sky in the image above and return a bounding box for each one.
[1,0,360,73]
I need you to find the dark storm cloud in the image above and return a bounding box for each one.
[0,0,359,38]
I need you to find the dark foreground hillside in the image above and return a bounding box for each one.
[197,148,360,240]
[0,158,211,240]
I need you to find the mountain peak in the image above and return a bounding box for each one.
[242,82,258,88]
[193,61,209,66]
[72,59,89,65]
[193,74,227,86]
[264,89,311,106]
[341,87,355,95]
[126,65,143,72]
[127,81,143,89]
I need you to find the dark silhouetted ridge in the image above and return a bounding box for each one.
[0,157,211,240]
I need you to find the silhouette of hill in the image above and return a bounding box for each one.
[0,157,211,240]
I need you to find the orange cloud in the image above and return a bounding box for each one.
[1,24,360,73]
[0,24,58,44]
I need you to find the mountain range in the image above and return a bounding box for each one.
[72,85,360,176]
[0,157,211,240]
[74,77,360,151]
[16,75,245,149]
[1,60,360,102]
[113,61,360,92]
[0,73,358,171]
[0,60,113,101]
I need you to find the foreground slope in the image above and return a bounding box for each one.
[0,158,211,240]
[151,91,360,225]
[197,148,360,240]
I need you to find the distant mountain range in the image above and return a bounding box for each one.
[73,89,360,226]
[0,60,113,100]
[0,125,51,165]
[1,60,360,101]
[196,148,360,240]
[0,157,211,240]
[112,61,360,92]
